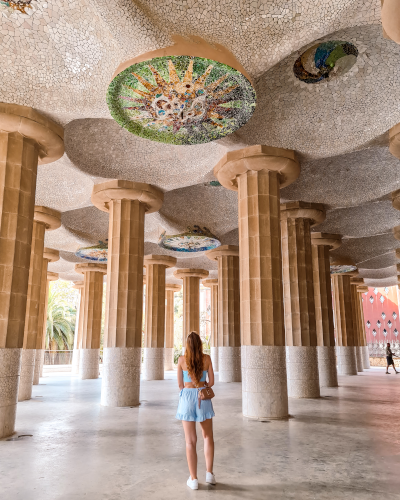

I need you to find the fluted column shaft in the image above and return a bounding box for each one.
[357,288,370,368]
[71,282,84,375]
[183,276,201,342]
[203,280,219,372]
[165,288,176,371]
[351,283,363,372]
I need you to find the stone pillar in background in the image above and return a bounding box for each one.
[143,255,176,380]
[165,284,181,371]
[75,263,107,380]
[71,281,84,375]
[202,279,219,372]
[206,246,241,382]
[310,232,341,388]
[19,207,60,400]
[0,103,63,438]
[173,269,209,350]
[280,202,325,398]
[331,268,358,376]
[357,285,370,368]
[33,250,59,384]
[351,277,364,372]
[214,145,300,420]
[92,180,163,407]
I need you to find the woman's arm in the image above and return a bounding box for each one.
[207,355,215,388]
[177,356,184,390]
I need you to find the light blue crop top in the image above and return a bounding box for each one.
[183,370,207,383]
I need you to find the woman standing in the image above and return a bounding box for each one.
[176,332,216,490]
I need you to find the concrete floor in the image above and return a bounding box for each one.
[1,368,400,499]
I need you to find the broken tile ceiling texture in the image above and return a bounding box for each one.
[3,0,399,286]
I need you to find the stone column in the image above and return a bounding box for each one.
[75,263,107,380]
[280,202,325,398]
[310,232,341,388]
[350,277,364,372]
[71,281,84,375]
[33,249,59,384]
[206,246,241,382]
[357,285,370,369]
[165,284,181,371]
[18,208,60,400]
[173,268,209,349]
[92,180,163,407]
[214,145,300,420]
[143,255,176,380]
[202,279,219,372]
[331,272,358,375]
[0,103,63,438]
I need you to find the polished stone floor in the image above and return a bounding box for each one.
[1,367,400,499]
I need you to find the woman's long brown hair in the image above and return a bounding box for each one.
[185,332,204,385]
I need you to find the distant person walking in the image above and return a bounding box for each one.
[386,343,399,374]
[176,332,216,490]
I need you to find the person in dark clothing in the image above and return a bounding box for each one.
[386,343,399,374]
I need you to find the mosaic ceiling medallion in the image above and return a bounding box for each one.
[0,0,32,13]
[330,264,357,274]
[294,41,358,84]
[158,226,221,252]
[75,241,108,262]
[107,56,256,145]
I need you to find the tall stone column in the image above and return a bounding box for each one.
[33,249,59,384]
[202,279,219,372]
[310,232,341,388]
[357,284,370,368]
[19,208,60,400]
[92,180,163,406]
[281,202,325,398]
[214,145,300,420]
[350,277,364,372]
[0,103,63,437]
[71,281,84,375]
[143,255,176,380]
[173,269,209,349]
[206,246,241,382]
[75,263,107,380]
[331,271,358,375]
[165,284,181,371]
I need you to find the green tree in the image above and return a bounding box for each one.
[46,284,76,350]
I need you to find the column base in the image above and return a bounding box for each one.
[355,346,364,372]
[219,346,241,382]
[79,349,100,379]
[33,349,44,385]
[286,346,320,398]
[210,346,219,372]
[101,347,141,407]
[242,346,288,420]
[71,349,80,375]
[317,346,338,388]
[362,346,371,369]
[0,348,22,438]
[143,348,165,380]
[164,347,174,371]
[18,349,36,402]
[336,346,357,375]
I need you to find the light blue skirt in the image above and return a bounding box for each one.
[175,388,215,422]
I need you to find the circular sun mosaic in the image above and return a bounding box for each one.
[75,241,108,262]
[0,0,32,13]
[330,264,357,274]
[158,226,221,252]
[107,56,256,145]
[294,41,358,84]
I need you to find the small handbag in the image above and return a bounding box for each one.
[197,383,215,408]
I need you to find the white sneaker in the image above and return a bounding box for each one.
[187,476,199,490]
[206,472,216,485]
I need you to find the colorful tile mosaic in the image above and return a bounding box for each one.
[330,264,358,274]
[0,0,32,13]
[75,241,108,262]
[158,226,220,252]
[107,56,256,145]
[294,41,358,84]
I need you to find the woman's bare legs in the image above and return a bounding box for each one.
[200,418,214,473]
[182,421,197,479]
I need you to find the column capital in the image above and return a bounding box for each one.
[381,1,400,45]
[0,102,64,164]
[72,281,84,290]
[350,277,364,285]
[174,268,209,280]
[202,279,218,288]
[75,263,107,274]
[311,232,342,250]
[205,245,239,261]
[357,285,369,293]
[280,201,326,226]
[43,248,59,263]
[394,225,400,240]
[47,272,59,281]
[330,256,358,276]
[166,283,182,292]
[91,180,163,214]
[34,206,61,231]
[144,255,177,268]
[213,145,300,191]
[397,262,400,274]
[396,248,400,258]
